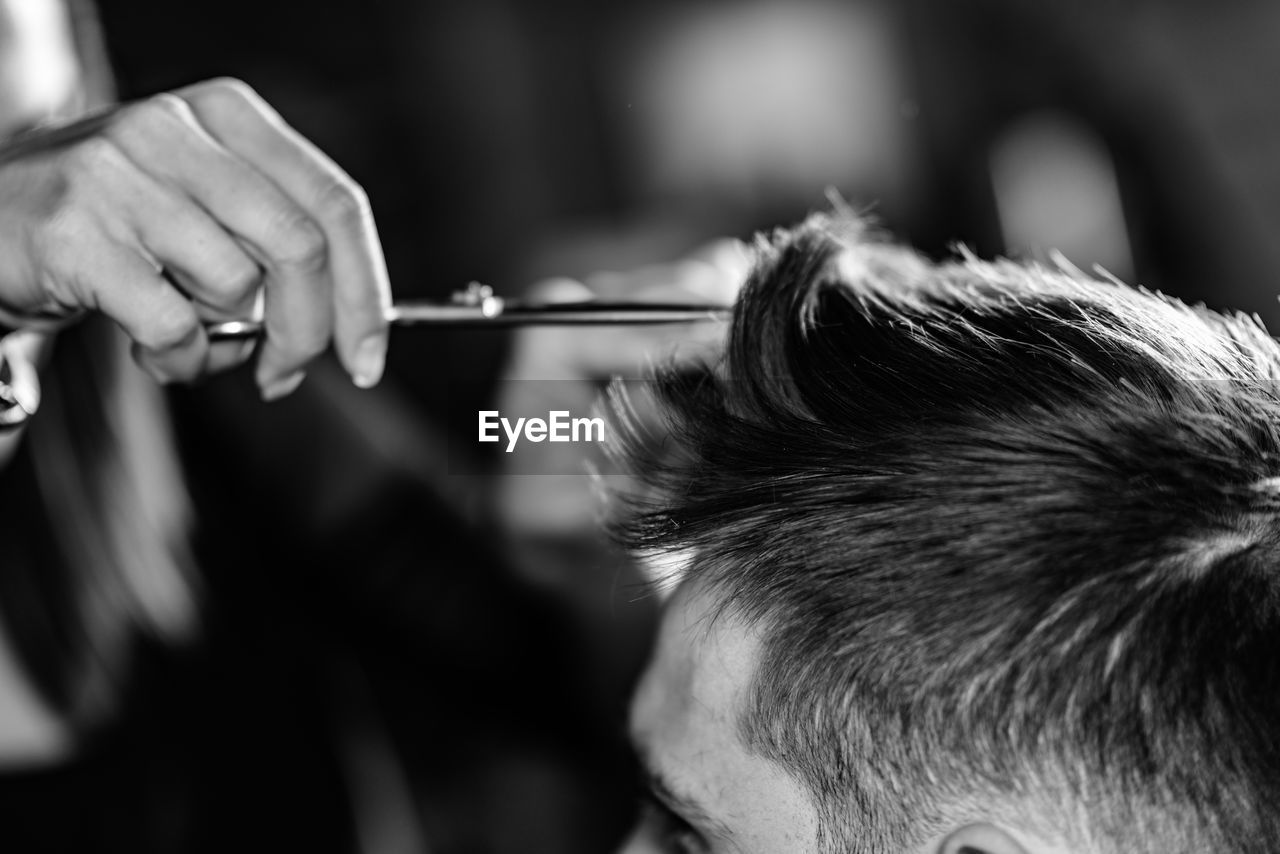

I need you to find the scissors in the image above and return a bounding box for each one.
[0,283,731,430]
[204,282,731,338]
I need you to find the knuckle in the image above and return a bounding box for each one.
[210,257,262,300]
[269,210,328,271]
[66,135,125,174]
[315,178,371,227]
[179,78,267,125]
[200,77,259,103]
[109,95,190,141]
[140,92,191,123]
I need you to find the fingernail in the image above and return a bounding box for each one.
[352,334,386,389]
[261,370,306,402]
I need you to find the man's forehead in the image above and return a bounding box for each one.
[628,580,820,850]
[630,580,755,743]
[628,580,760,825]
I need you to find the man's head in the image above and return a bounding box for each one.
[612,213,1280,853]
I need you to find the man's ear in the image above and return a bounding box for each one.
[934,822,1031,854]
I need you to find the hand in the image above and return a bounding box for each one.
[493,239,749,535]
[0,78,390,399]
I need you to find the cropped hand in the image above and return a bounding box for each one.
[0,78,390,399]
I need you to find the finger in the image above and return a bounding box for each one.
[166,263,264,383]
[127,185,263,320]
[70,240,209,383]
[203,338,257,374]
[176,80,390,388]
[202,286,262,373]
[106,93,331,396]
[162,265,259,375]
[62,124,263,321]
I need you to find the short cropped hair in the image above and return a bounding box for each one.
[612,213,1280,853]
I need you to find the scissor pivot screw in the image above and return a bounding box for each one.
[451,282,494,305]
[449,282,503,318]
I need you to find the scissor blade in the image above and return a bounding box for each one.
[205,300,732,340]
[392,300,731,326]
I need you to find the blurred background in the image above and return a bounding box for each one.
[12,0,1280,850]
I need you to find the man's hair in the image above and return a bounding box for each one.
[612,212,1280,853]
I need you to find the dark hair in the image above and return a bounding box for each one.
[612,212,1280,853]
